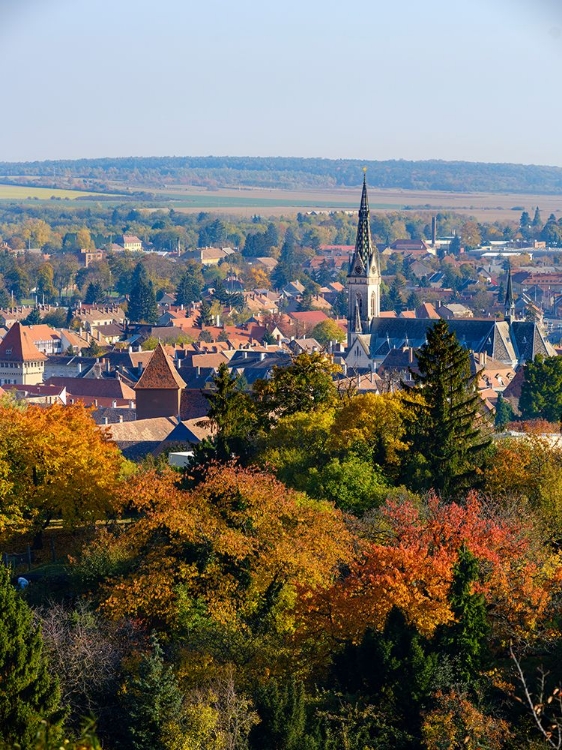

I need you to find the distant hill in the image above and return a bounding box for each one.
[2,156,562,194]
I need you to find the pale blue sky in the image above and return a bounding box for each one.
[1,0,561,165]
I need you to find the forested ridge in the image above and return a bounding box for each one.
[2,155,562,194]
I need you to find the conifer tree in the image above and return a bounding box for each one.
[175,270,201,307]
[435,545,489,685]
[401,319,491,498]
[121,635,185,750]
[0,565,62,749]
[127,263,158,324]
[250,678,307,750]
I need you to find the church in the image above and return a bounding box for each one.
[345,175,555,371]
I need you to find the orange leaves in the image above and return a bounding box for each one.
[301,492,562,645]
[100,464,353,632]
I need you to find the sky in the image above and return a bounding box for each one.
[1,0,561,165]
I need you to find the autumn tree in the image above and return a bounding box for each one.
[0,565,62,749]
[400,319,491,498]
[97,464,352,676]
[0,402,123,540]
[310,319,346,347]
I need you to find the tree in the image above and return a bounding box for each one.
[449,235,461,256]
[250,678,307,750]
[400,319,491,498]
[520,355,562,423]
[84,281,103,305]
[310,319,346,347]
[0,402,123,539]
[494,392,514,430]
[128,263,158,324]
[175,267,202,307]
[435,545,489,685]
[22,307,41,326]
[195,363,257,463]
[0,564,62,749]
[121,635,186,750]
[253,352,340,426]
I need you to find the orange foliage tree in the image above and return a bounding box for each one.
[0,401,123,538]
[95,464,353,674]
[299,493,561,649]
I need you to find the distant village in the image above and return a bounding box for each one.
[0,190,561,461]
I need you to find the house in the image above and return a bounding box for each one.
[123,235,143,252]
[0,322,47,386]
[438,303,474,320]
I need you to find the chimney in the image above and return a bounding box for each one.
[105,358,110,373]
[118,415,123,423]
[260,352,265,361]
[77,362,82,374]
[129,400,134,409]
[431,216,437,246]
[112,400,117,408]
[196,366,201,376]
[103,417,109,425]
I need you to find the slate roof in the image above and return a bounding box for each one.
[45,376,135,400]
[135,343,186,390]
[0,323,48,362]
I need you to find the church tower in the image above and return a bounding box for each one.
[347,171,381,334]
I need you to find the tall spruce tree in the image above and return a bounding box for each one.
[250,678,307,750]
[401,319,491,498]
[0,565,62,749]
[128,263,158,324]
[175,270,202,307]
[435,545,489,686]
[121,635,185,750]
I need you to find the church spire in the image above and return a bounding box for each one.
[505,262,515,323]
[347,171,381,337]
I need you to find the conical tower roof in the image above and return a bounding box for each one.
[135,343,186,390]
[354,172,373,269]
[0,322,47,362]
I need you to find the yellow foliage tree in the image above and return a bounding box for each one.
[0,402,123,539]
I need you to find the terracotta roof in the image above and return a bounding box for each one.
[288,311,330,326]
[0,322,48,362]
[46,376,135,400]
[135,343,186,390]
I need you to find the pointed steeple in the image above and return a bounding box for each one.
[353,171,374,272]
[505,263,515,323]
[347,171,381,337]
[352,297,363,334]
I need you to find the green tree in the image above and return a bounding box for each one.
[401,319,491,498]
[311,319,346,347]
[494,392,514,431]
[22,307,42,326]
[84,281,103,305]
[0,565,62,749]
[128,263,158,324]
[250,678,307,750]
[520,355,562,423]
[435,545,489,686]
[121,635,186,750]
[253,352,340,426]
[175,268,202,307]
[195,362,256,463]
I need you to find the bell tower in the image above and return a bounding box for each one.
[347,171,381,335]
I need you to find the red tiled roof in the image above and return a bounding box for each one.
[46,377,135,400]
[135,343,186,390]
[288,311,330,326]
[0,322,48,362]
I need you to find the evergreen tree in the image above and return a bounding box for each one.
[250,678,307,750]
[0,565,62,749]
[84,281,103,305]
[401,319,491,498]
[448,235,461,255]
[196,299,213,328]
[532,206,542,229]
[128,263,158,324]
[121,635,185,750]
[494,392,514,430]
[520,354,562,423]
[175,270,201,307]
[195,362,256,463]
[435,545,489,685]
[22,307,41,325]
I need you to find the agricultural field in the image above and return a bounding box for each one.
[126,183,562,221]
[0,183,124,201]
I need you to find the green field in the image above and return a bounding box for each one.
[0,184,123,201]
